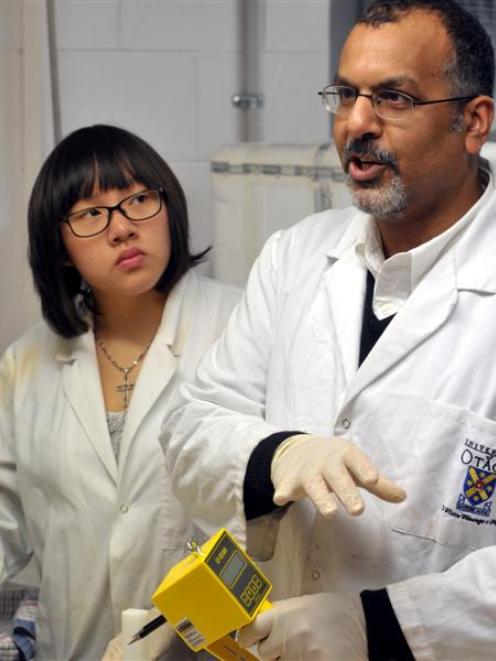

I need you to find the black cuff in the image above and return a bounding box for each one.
[243,431,303,520]
[360,589,414,661]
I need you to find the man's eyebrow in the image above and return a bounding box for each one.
[333,74,421,93]
[377,76,421,93]
[333,74,352,86]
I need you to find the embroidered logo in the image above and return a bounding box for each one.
[462,466,496,506]
[455,468,496,518]
[442,438,496,524]
[454,439,496,519]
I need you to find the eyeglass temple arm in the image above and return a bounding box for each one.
[413,94,477,107]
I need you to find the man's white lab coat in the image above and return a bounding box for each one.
[0,270,240,660]
[164,191,496,660]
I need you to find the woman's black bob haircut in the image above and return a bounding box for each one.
[28,124,208,338]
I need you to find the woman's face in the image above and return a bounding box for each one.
[61,181,171,304]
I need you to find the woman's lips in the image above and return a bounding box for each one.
[116,248,145,270]
[348,159,388,183]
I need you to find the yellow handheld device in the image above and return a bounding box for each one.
[152,528,272,661]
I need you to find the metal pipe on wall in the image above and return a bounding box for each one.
[46,0,62,144]
[232,0,264,142]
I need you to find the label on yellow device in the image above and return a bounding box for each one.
[207,634,261,661]
[152,528,272,657]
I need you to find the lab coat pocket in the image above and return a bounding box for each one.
[360,393,496,552]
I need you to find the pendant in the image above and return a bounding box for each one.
[116,369,134,407]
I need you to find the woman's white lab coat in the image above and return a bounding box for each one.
[164,189,496,660]
[0,270,239,660]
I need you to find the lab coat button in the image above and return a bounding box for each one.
[120,505,129,513]
[342,418,351,429]
[311,569,322,580]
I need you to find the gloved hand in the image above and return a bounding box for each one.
[237,592,367,661]
[271,434,406,517]
[101,609,176,661]
[101,635,123,660]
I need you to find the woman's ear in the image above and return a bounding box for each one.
[464,96,495,155]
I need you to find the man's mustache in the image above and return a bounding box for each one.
[344,139,400,174]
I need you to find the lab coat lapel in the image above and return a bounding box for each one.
[304,213,367,400]
[324,250,367,390]
[59,332,118,482]
[117,274,192,467]
[119,340,177,464]
[344,250,458,406]
[340,182,496,407]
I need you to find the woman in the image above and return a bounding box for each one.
[0,124,240,659]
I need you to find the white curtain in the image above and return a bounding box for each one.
[0,0,55,353]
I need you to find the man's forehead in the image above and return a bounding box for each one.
[337,11,452,88]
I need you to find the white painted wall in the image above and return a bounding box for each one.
[55,0,329,254]
[262,0,330,143]
[1,0,330,351]
[55,0,241,263]
[0,0,51,352]
[0,2,24,352]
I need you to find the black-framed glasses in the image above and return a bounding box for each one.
[318,84,477,122]
[63,188,164,238]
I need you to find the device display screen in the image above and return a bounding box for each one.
[206,531,271,615]
[220,551,247,588]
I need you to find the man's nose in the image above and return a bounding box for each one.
[345,95,382,140]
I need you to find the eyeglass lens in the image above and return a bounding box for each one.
[67,189,162,237]
[321,86,415,121]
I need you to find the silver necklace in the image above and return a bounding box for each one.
[97,338,151,408]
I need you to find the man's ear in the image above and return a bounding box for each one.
[464,95,495,154]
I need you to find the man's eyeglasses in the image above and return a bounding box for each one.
[318,84,477,122]
[63,188,164,238]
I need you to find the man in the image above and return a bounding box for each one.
[162,0,496,658]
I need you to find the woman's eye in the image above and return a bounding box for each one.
[129,192,149,206]
[72,207,104,221]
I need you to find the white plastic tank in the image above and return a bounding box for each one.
[210,142,351,286]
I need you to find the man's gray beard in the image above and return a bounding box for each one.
[347,173,408,220]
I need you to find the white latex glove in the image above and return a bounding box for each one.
[238,593,367,661]
[101,609,176,661]
[147,619,177,661]
[101,634,124,660]
[271,434,406,517]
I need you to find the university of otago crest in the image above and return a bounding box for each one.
[455,441,496,518]
[457,466,496,516]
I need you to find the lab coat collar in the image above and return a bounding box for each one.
[119,272,197,458]
[321,162,496,410]
[59,329,118,482]
[454,182,496,294]
[323,160,496,297]
[341,244,458,408]
[54,271,197,479]
[56,270,192,364]
[340,176,496,406]
[324,210,368,262]
[159,269,195,357]
[55,303,93,364]
[318,234,457,402]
